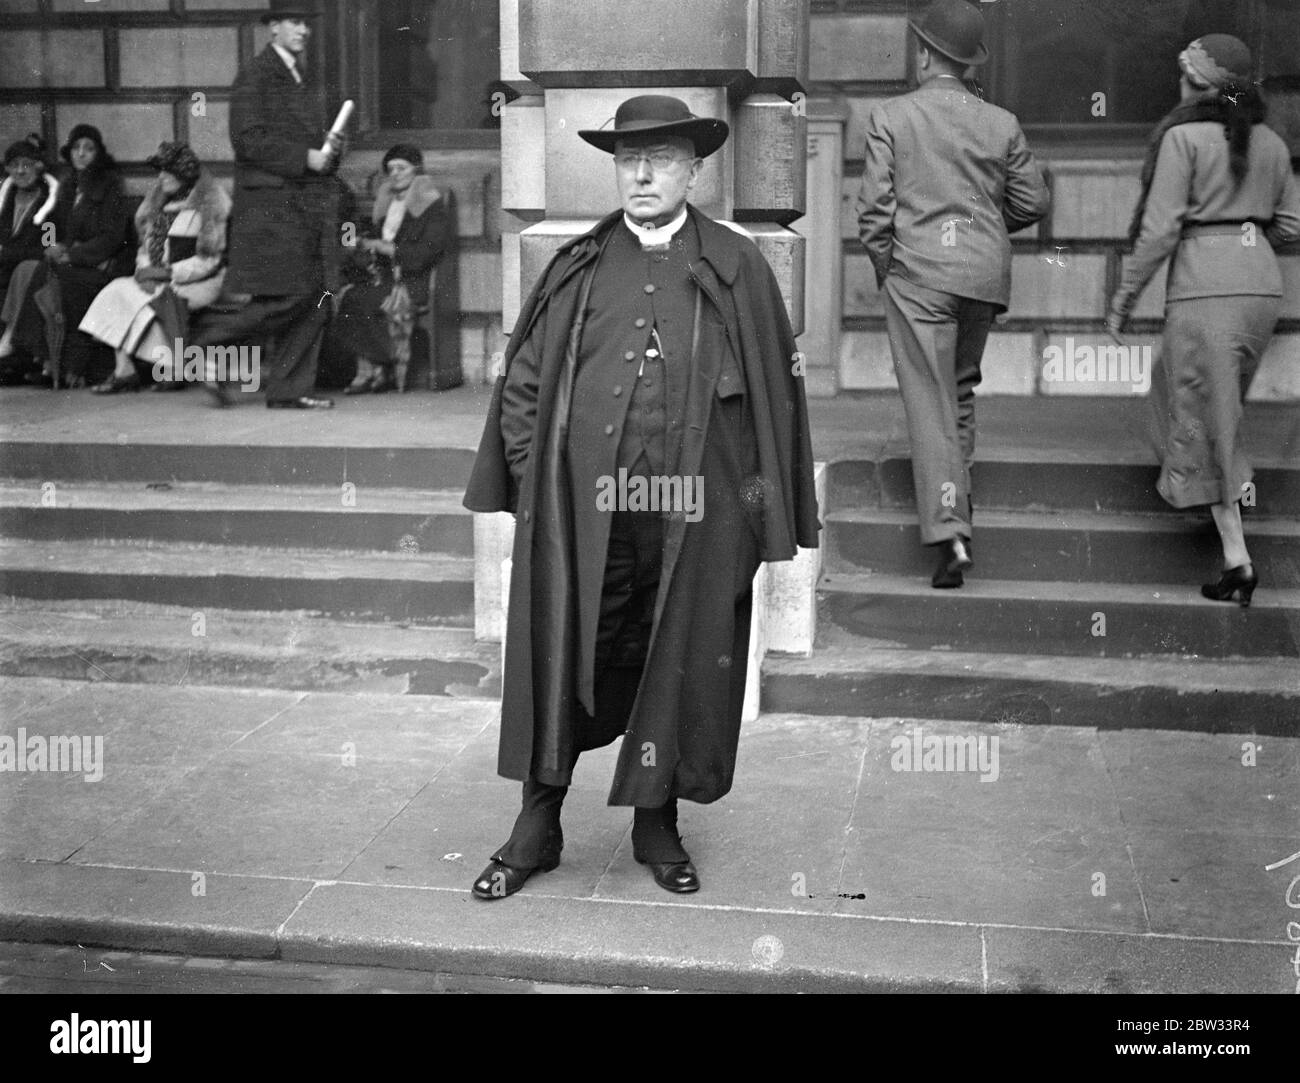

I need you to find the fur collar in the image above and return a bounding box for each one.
[0,172,59,227]
[135,172,229,233]
[373,174,441,224]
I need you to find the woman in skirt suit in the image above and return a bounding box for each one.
[1108,34,1300,607]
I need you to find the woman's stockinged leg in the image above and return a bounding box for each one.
[1210,501,1250,571]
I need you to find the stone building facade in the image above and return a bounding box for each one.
[2,0,1297,399]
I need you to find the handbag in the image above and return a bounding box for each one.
[148,284,190,346]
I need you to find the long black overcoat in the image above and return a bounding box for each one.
[464,206,820,807]
[225,46,341,297]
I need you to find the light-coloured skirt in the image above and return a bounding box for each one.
[79,270,224,363]
[1152,294,1280,508]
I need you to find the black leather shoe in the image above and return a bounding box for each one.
[931,536,973,589]
[637,858,700,893]
[471,856,559,900]
[1201,563,1258,607]
[91,372,141,395]
[267,395,334,409]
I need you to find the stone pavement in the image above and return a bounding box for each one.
[1,675,1295,993]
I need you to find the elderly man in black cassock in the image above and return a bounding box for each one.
[464,95,820,899]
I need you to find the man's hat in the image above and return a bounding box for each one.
[909,0,989,67]
[260,0,320,23]
[578,95,729,159]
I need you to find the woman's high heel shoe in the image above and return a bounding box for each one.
[1201,564,1257,607]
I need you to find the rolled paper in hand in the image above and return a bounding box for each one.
[321,99,355,156]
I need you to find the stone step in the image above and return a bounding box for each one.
[0,599,499,696]
[817,571,1300,660]
[827,456,1300,517]
[0,441,476,491]
[825,507,1300,586]
[0,539,474,625]
[760,647,1300,734]
[0,482,472,556]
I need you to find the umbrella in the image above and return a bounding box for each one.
[31,271,64,389]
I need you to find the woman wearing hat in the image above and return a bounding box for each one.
[0,124,133,387]
[79,142,231,393]
[328,143,452,394]
[0,134,59,383]
[1107,35,1300,606]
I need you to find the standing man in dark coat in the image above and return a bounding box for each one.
[856,0,1049,587]
[464,95,820,900]
[196,0,341,409]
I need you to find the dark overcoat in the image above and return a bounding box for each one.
[464,205,820,807]
[225,46,341,297]
[22,165,134,381]
[53,164,134,277]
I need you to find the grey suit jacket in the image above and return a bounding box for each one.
[856,79,1050,310]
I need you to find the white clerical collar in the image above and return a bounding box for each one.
[271,43,302,82]
[624,207,688,248]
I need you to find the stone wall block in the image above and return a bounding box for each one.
[475,513,516,642]
[810,13,908,84]
[756,0,808,94]
[500,96,546,217]
[518,0,758,89]
[733,93,807,223]
[500,0,542,95]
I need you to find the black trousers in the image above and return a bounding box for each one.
[193,293,328,402]
[495,508,690,868]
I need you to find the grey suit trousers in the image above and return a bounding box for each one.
[883,275,996,545]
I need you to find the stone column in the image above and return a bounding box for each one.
[499,0,809,333]
[799,98,847,398]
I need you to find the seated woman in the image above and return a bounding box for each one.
[330,143,450,394]
[79,142,230,394]
[0,134,60,384]
[0,124,133,387]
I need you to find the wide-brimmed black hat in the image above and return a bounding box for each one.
[909,0,988,67]
[260,0,319,22]
[578,95,729,158]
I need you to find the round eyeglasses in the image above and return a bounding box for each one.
[615,151,691,170]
